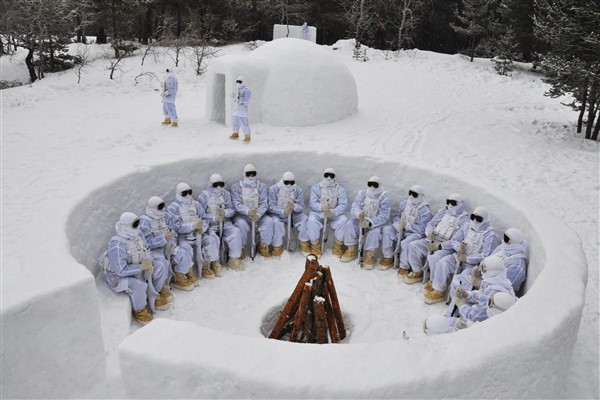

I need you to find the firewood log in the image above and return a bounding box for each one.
[314,297,328,344]
[322,266,346,340]
[323,284,340,343]
[290,282,312,342]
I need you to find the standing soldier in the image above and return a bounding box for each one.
[161,68,179,127]
[229,76,252,143]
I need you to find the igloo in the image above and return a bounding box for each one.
[206,38,358,127]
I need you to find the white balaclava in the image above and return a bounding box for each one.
[243,163,257,185]
[281,171,296,191]
[423,314,453,335]
[471,206,489,230]
[236,76,245,87]
[322,167,336,186]
[408,184,424,205]
[116,212,140,239]
[210,173,224,194]
[481,255,505,280]
[146,196,165,219]
[487,291,516,318]
[504,227,525,245]
[446,192,463,211]
[367,175,382,197]
[176,182,192,205]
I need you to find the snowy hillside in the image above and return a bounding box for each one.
[1,40,598,398]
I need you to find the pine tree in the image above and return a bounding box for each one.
[451,0,497,61]
[535,0,600,140]
[493,27,518,75]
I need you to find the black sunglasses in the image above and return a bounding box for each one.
[157,202,165,210]
[470,214,484,223]
[212,182,225,188]
[236,80,242,83]
[283,180,295,185]
[503,233,510,244]
[446,199,458,206]
[408,190,419,198]
[132,219,140,229]
[324,173,335,179]
[181,189,192,197]
[367,181,379,188]
[245,171,257,177]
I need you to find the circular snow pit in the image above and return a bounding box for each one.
[67,150,587,399]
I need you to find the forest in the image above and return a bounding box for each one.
[1,0,599,140]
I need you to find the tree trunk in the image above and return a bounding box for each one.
[591,111,600,141]
[577,84,588,133]
[469,36,475,62]
[25,48,37,83]
[585,94,596,139]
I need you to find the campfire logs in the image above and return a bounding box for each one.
[269,255,346,344]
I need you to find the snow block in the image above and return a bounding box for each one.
[114,150,587,399]
[1,266,106,399]
[206,38,358,127]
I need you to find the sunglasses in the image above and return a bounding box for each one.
[245,171,257,177]
[131,219,140,229]
[503,233,510,244]
[367,181,379,188]
[157,202,165,210]
[324,173,335,179]
[446,199,458,206]
[181,189,192,197]
[212,182,225,188]
[408,190,419,198]
[236,80,242,83]
[283,180,295,186]
[470,214,484,223]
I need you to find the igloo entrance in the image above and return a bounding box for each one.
[63,149,586,399]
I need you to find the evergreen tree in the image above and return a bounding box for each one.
[451,0,497,61]
[493,27,518,75]
[535,0,600,140]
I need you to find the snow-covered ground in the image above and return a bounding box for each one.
[1,40,598,398]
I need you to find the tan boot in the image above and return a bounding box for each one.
[271,245,284,257]
[240,248,246,260]
[133,306,153,325]
[404,271,423,284]
[211,260,223,277]
[160,284,173,303]
[172,272,194,291]
[229,132,239,140]
[340,245,358,262]
[227,257,245,271]
[202,262,216,279]
[299,241,311,256]
[363,250,376,269]
[310,240,321,257]
[423,280,434,293]
[187,268,200,286]
[258,242,271,257]
[154,295,170,311]
[171,121,178,128]
[424,289,446,304]
[242,135,251,144]
[161,117,171,125]
[397,268,409,279]
[332,240,344,257]
[378,257,394,271]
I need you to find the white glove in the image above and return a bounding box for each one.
[192,220,204,233]
[471,276,482,289]
[455,296,466,308]
[283,201,295,215]
[217,208,226,217]
[214,213,224,222]
[169,245,177,256]
[426,231,434,240]
[165,232,174,242]
[248,208,257,217]
[427,241,440,252]
[359,219,370,229]
[454,318,473,330]
[324,209,336,218]
[140,259,153,275]
[162,90,168,97]
[250,213,260,222]
[394,220,406,233]
[472,266,482,279]
[455,287,468,299]
[358,211,365,221]
[321,203,330,212]
[458,252,468,263]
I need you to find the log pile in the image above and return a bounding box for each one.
[269,255,346,344]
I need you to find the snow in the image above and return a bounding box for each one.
[1,40,598,399]
[206,38,358,127]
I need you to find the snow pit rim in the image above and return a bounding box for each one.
[67,150,587,396]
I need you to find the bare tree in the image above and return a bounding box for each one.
[73,43,91,84]
[186,39,221,76]
[343,0,378,51]
[380,0,430,50]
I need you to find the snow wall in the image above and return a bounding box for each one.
[273,24,317,42]
[206,38,358,127]
[60,150,587,398]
